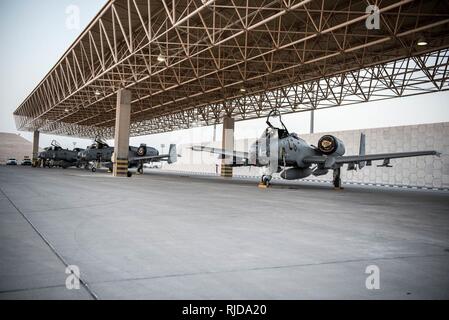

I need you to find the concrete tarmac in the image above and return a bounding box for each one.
[0,166,448,299]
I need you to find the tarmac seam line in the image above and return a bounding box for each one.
[87,252,449,286]
[0,284,68,295]
[0,186,100,300]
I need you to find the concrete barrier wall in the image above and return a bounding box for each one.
[0,133,34,164]
[162,122,449,189]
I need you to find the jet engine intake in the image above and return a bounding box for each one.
[137,144,147,156]
[317,135,345,156]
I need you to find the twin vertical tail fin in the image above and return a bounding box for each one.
[358,133,366,169]
[168,144,177,164]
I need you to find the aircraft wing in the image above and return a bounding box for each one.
[129,154,170,162]
[303,150,439,166]
[190,146,249,164]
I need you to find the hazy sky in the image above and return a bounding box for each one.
[1,0,448,150]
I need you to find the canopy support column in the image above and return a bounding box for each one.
[113,89,131,177]
[221,116,235,178]
[32,131,39,166]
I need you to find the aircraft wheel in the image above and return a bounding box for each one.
[137,167,143,174]
[91,167,96,173]
[261,175,271,186]
[127,171,132,178]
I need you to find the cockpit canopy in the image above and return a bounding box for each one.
[88,140,109,150]
[265,110,289,139]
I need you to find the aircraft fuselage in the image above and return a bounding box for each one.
[247,133,324,177]
[78,145,159,168]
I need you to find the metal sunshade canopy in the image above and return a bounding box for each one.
[13,0,449,138]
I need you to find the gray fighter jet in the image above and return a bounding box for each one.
[37,140,84,168]
[192,110,440,188]
[78,138,177,173]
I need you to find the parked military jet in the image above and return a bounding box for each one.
[78,137,178,173]
[191,110,440,189]
[37,140,84,168]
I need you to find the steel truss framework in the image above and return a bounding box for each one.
[13,0,449,138]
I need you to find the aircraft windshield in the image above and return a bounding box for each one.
[290,133,300,140]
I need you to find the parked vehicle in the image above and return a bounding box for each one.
[21,159,32,166]
[6,158,18,165]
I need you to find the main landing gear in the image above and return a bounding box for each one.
[137,162,144,174]
[333,168,343,190]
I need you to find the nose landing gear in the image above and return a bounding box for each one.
[258,175,272,188]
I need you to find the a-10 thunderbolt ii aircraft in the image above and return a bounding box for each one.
[191,110,440,189]
[36,140,84,168]
[78,137,178,173]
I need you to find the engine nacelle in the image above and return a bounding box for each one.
[137,144,147,156]
[317,135,345,156]
[280,168,313,180]
[312,168,329,177]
